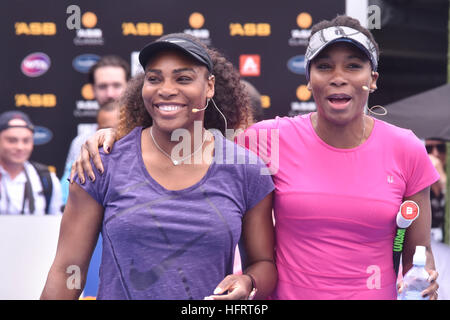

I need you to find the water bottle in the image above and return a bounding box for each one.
[398,246,429,300]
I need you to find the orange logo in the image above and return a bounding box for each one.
[81,84,95,100]
[189,12,205,29]
[297,12,312,29]
[82,12,97,28]
[296,85,311,101]
[122,22,163,36]
[15,94,57,107]
[15,22,56,35]
[261,95,271,109]
[230,23,271,36]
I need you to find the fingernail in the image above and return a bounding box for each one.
[106,146,111,153]
[213,288,221,295]
[203,296,214,300]
[89,175,95,182]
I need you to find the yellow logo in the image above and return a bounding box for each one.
[230,23,271,36]
[122,22,164,36]
[261,95,271,109]
[189,12,205,29]
[15,22,56,35]
[15,94,57,107]
[82,12,97,28]
[296,12,312,29]
[296,85,312,101]
[81,84,95,100]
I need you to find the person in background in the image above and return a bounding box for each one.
[41,33,276,300]
[425,138,447,242]
[240,80,264,124]
[0,111,62,215]
[61,55,130,204]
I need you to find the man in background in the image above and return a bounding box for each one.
[426,138,447,242]
[61,55,129,203]
[0,111,62,215]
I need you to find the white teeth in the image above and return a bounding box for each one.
[158,105,182,111]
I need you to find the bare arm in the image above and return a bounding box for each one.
[207,192,277,300]
[69,128,118,184]
[40,183,103,299]
[402,187,439,299]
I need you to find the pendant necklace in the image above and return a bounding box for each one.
[149,126,208,166]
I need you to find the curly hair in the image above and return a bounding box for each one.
[117,33,250,139]
[309,15,380,60]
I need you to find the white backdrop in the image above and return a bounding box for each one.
[0,216,61,300]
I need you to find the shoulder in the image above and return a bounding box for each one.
[249,113,310,131]
[100,127,142,163]
[373,118,424,150]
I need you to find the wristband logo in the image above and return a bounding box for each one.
[72,54,100,73]
[122,22,164,36]
[15,22,56,36]
[21,52,51,77]
[230,23,271,36]
[15,94,57,108]
[288,12,312,47]
[184,12,211,45]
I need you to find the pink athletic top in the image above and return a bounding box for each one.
[239,113,439,299]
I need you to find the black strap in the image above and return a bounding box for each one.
[30,161,53,214]
[22,167,35,214]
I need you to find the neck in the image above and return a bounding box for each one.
[150,124,206,154]
[312,112,368,149]
[0,161,25,179]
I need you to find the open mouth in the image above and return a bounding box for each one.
[327,94,352,109]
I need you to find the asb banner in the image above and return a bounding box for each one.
[2,0,345,176]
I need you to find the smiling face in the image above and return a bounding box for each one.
[141,49,215,133]
[0,120,34,167]
[308,42,378,126]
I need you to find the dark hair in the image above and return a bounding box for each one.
[116,33,250,138]
[88,55,131,85]
[241,80,264,122]
[309,15,380,60]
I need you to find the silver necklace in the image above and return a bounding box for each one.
[149,126,208,166]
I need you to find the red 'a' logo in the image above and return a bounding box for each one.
[239,55,260,77]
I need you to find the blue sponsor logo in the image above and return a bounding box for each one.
[33,126,53,145]
[287,55,306,75]
[72,54,100,73]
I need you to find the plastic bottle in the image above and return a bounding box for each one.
[398,246,429,300]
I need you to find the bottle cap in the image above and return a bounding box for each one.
[413,245,426,266]
[396,201,420,228]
